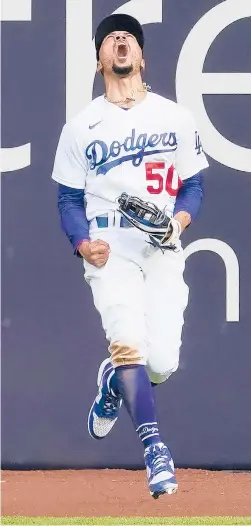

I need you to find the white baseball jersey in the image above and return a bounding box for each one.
[52,92,209,220]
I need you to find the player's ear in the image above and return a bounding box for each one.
[97,61,103,74]
[140,58,145,72]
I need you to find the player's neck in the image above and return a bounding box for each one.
[104,73,148,108]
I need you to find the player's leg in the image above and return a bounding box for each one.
[85,253,145,439]
[142,248,189,496]
[85,252,167,472]
[145,248,189,385]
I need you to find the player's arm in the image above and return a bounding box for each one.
[57,184,109,267]
[173,172,204,233]
[51,123,109,267]
[57,184,89,254]
[174,106,209,232]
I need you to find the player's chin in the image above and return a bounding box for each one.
[112,62,133,76]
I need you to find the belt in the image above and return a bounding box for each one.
[95,214,133,228]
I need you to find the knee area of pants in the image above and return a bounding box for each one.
[147,370,171,385]
[109,341,146,367]
[147,355,179,377]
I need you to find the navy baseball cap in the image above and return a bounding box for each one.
[95,13,144,60]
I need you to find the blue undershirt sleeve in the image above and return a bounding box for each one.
[57,184,90,257]
[174,172,204,221]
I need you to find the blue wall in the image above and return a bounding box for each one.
[2,0,251,469]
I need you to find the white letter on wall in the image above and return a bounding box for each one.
[66,0,163,120]
[184,239,240,322]
[0,0,32,173]
[176,0,251,173]
[66,0,94,121]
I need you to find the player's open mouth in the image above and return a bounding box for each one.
[116,43,128,58]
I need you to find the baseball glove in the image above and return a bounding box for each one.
[117,192,181,251]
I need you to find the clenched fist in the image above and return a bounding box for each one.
[78,239,110,268]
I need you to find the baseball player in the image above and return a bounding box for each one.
[52,14,209,499]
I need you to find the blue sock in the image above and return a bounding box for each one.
[114,364,161,449]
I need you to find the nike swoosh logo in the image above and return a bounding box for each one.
[89,120,102,130]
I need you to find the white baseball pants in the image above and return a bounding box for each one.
[84,224,189,384]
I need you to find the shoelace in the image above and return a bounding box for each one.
[152,456,167,471]
[101,393,120,417]
[148,445,170,473]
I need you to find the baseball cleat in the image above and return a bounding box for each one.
[88,358,122,439]
[144,442,178,499]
